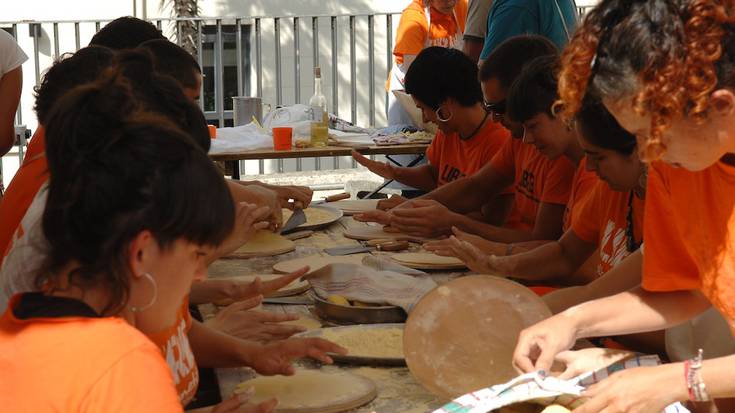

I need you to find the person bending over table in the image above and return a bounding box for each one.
[352,46,511,223]
[356,36,576,244]
[427,59,644,289]
[512,1,735,411]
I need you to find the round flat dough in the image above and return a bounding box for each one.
[319,325,404,359]
[343,226,428,242]
[273,254,368,275]
[225,231,295,259]
[391,253,466,270]
[213,274,310,305]
[282,206,342,229]
[329,199,379,215]
[236,370,376,413]
[404,275,551,399]
[282,317,322,331]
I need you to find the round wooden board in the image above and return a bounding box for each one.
[223,231,295,259]
[328,199,379,215]
[272,254,368,275]
[404,275,552,400]
[296,324,406,366]
[236,369,377,413]
[282,205,343,231]
[390,253,467,270]
[213,274,310,306]
[343,226,428,242]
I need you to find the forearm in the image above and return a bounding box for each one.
[565,287,712,339]
[701,355,735,399]
[454,214,541,244]
[392,164,437,192]
[496,241,580,281]
[188,319,258,368]
[421,176,498,214]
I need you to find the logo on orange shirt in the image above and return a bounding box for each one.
[440,164,466,184]
[162,316,199,404]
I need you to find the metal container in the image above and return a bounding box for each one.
[312,295,407,325]
[232,96,263,126]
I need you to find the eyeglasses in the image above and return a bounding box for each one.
[483,100,506,118]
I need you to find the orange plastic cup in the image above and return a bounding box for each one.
[208,124,217,139]
[272,127,293,151]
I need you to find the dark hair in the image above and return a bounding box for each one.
[479,35,558,88]
[39,73,234,314]
[576,95,637,155]
[34,46,115,125]
[404,46,483,110]
[558,0,735,160]
[113,49,210,151]
[90,16,166,50]
[507,55,560,123]
[138,39,201,89]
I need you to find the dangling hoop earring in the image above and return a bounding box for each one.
[130,272,158,313]
[638,164,649,190]
[435,106,453,123]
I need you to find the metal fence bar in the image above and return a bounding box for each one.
[74,22,80,51]
[215,19,225,126]
[331,16,339,170]
[312,16,321,172]
[368,15,375,127]
[53,23,59,60]
[275,17,282,106]
[30,24,41,86]
[386,14,393,118]
[95,21,101,32]
[255,18,264,175]
[294,17,302,171]
[235,18,244,96]
[349,16,356,126]
[196,19,204,111]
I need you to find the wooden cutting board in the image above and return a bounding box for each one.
[343,226,429,243]
[404,275,551,400]
[236,369,376,413]
[223,231,295,259]
[272,254,368,275]
[390,252,467,270]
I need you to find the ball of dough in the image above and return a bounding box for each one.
[541,405,571,413]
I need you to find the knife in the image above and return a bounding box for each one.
[324,240,409,256]
[280,208,307,234]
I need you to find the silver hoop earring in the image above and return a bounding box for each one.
[435,107,453,123]
[639,165,649,189]
[130,272,158,313]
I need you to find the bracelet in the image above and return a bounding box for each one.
[505,243,514,256]
[684,349,711,402]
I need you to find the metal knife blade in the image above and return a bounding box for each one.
[323,245,373,256]
[280,208,307,234]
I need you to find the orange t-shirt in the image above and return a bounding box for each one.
[572,181,644,277]
[0,129,48,264]
[642,161,735,331]
[426,119,510,187]
[0,294,183,412]
[563,158,599,232]
[393,0,468,65]
[490,139,576,232]
[146,299,199,406]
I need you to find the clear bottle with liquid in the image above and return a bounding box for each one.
[309,67,329,147]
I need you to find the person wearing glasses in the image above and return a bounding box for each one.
[353,47,511,221]
[356,35,577,244]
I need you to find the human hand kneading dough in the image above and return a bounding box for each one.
[205,296,306,343]
[388,199,457,238]
[212,202,271,260]
[248,338,348,376]
[351,150,397,180]
[425,227,507,257]
[273,185,313,210]
[376,194,407,210]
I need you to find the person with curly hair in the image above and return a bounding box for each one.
[513,1,735,411]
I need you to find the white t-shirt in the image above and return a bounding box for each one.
[0,29,28,77]
[0,183,48,312]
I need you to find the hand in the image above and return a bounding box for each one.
[215,203,272,258]
[243,185,283,231]
[552,348,635,380]
[205,296,307,343]
[353,209,393,225]
[425,227,507,257]
[512,312,579,374]
[211,392,277,413]
[573,364,687,413]
[223,267,311,304]
[443,236,508,275]
[272,185,313,210]
[351,150,397,180]
[389,199,458,238]
[247,338,348,376]
[377,194,407,210]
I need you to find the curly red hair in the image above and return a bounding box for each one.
[557,0,735,162]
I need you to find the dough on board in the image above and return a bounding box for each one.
[226,231,295,258]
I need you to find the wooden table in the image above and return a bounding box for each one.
[201,217,466,413]
[209,143,429,179]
